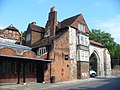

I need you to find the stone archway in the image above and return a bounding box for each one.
[89,51,100,76]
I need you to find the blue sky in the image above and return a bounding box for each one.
[0,0,120,43]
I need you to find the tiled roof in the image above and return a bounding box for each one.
[29,24,45,33]
[6,24,19,32]
[90,40,104,47]
[60,14,90,34]
[31,28,68,48]
[31,37,53,48]
[61,14,81,29]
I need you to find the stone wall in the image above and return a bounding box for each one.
[69,27,77,79]
[104,48,111,76]
[80,61,89,79]
[89,44,111,76]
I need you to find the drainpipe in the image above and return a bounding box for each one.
[46,36,52,82]
[20,32,22,45]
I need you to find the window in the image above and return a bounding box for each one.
[80,50,84,61]
[79,50,89,61]
[80,36,84,45]
[85,37,88,46]
[3,34,8,39]
[12,34,16,39]
[85,51,89,61]
[26,33,30,42]
[37,47,46,56]
[78,22,85,32]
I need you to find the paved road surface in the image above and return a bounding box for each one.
[0,77,120,90]
[50,77,120,90]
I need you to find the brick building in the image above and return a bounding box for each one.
[25,7,92,82]
[0,7,111,84]
[0,25,51,83]
[0,24,21,44]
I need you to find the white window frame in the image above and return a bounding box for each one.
[78,22,85,32]
[37,47,46,56]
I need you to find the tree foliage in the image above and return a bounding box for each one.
[89,29,120,66]
[22,31,27,38]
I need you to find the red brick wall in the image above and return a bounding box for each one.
[44,63,51,83]
[80,62,89,79]
[22,51,36,58]
[0,47,17,56]
[71,15,90,33]
[49,31,70,82]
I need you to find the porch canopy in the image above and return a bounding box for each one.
[0,54,52,84]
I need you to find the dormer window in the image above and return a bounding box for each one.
[78,22,85,32]
[3,34,8,39]
[12,34,16,39]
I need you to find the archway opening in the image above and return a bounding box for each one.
[89,52,98,76]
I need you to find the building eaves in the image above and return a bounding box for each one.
[90,40,104,47]
[0,54,52,62]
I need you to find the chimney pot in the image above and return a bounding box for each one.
[31,22,37,25]
[50,6,55,12]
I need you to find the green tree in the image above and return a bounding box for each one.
[89,29,114,46]
[22,31,27,38]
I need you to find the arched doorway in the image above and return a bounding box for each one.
[89,51,100,76]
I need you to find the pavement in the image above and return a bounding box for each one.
[0,76,117,90]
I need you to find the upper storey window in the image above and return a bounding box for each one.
[12,34,16,39]
[26,33,31,42]
[78,22,85,32]
[3,34,8,39]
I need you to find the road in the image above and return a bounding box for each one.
[1,77,120,90]
[47,77,120,90]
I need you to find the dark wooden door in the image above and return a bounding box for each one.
[36,62,44,83]
[77,61,81,79]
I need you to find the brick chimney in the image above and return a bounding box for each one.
[45,6,57,36]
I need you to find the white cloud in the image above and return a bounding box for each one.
[96,15,120,44]
[94,2,103,7]
[0,24,5,29]
[38,0,47,4]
